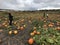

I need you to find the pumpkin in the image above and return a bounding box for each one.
[37,32,40,35]
[43,24,47,28]
[21,19,24,22]
[14,30,18,34]
[14,21,17,25]
[28,38,34,44]
[4,24,8,27]
[48,24,53,27]
[39,26,41,28]
[17,26,20,29]
[29,20,32,23]
[9,31,12,35]
[0,29,3,32]
[0,24,2,27]
[5,18,8,20]
[33,30,37,34]
[29,16,32,20]
[51,22,54,24]
[2,22,6,26]
[23,24,26,28]
[57,21,60,25]
[30,32,35,36]
[44,21,46,23]
[33,27,36,30]
[56,27,60,30]
[20,26,24,30]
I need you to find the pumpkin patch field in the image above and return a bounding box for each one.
[0,10,60,45]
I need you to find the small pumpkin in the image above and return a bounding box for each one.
[44,21,46,23]
[23,24,26,28]
[57,22,60,26]
[9,31,12,35]
[14,21,17,25]
[29,20,32,23]
[17,26,20,29]
[33,27,36,30]
[0,29,3,32]
[14,30,18,34]
[0,24,2,27]
[43,24,47,28]
[5,18,8,20]
[48,24,53,27]
[33,30,37,34]
[56,27,60,30]
[2,22,6,26]
[28,38,34,44]
[21,19,24,22]
[30,32,35,36]
[20,26,24,30]
[37,32,40,35]
[4,24,8,27]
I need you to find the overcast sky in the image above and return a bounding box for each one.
[0,0,60,10]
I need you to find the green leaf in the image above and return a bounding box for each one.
[35,40,40,44]
[57,40,60,45]
[46,38,55,43]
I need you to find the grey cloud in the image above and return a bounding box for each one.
[0,0,60,10]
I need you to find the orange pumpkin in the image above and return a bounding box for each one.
[28,38,34,44]
[57,22,60,26]
[17,26,20,29]
[39,26,41,28]
[33,27,36,30]
[0,24,2,27]
[33,30,37,34]
[21,19,24,22]
[29,20,32,23]
[5,18,8,20]
[30,32,35,36]
[44,21,46,23]
[14,21,17,25]
[9,31,12,35]
[43,24,47,28]
[48,24,53,27]
[0,29,3,32]
[20,26,24,30]
[2,22,6,26]
[14,30,18,34]
[56,27,60,30]
[52,23,54,25]
[4,24,8,27]
[37,32,40,35]
[23,24,26,28]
